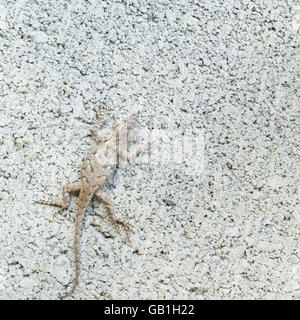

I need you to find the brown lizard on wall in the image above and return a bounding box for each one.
[36,107,149,299]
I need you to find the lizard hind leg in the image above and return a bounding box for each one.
[94,191,133,238]
[36,182,81,214]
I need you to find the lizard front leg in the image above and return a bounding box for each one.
[94,190,132,237]
[36,182,81,214]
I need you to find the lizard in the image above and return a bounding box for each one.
[36,106,149,299]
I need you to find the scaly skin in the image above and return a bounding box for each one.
[36,110,149,299]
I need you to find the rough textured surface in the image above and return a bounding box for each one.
[0,0,299,300]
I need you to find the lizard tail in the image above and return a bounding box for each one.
[59,191,92,299]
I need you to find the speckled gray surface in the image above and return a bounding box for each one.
[0,0,299,300]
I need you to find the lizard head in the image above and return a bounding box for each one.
[125,114,141,142]
[114,114,141,142]
[125,114,140,128]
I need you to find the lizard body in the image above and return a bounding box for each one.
[37,109,148,299]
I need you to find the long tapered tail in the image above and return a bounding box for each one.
[59,193,92,299]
